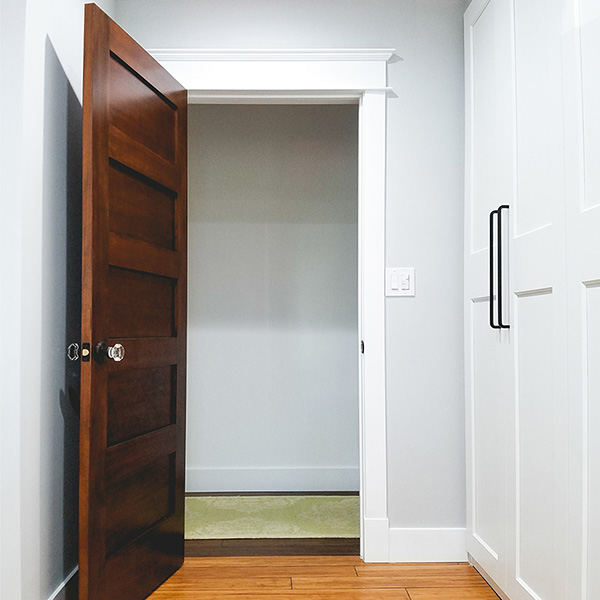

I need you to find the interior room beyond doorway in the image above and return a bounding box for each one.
[185,103,360,544]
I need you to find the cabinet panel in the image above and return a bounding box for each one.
[471,302,510,539]
[469,0,515,254]
[513,291,567,600]
[585,285,600,599]
[513,0,563,236]
[470,300,511,580]
[579,0,600,209]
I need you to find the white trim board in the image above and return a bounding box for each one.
[188,88,394,105]
[152,48,391,562]
[148,48,396,62]
[389,528,468,563]
[186,467,359,493]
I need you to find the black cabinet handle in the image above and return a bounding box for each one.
[489,209,501,329]
[489,205,510,330]
[497,205,510,329]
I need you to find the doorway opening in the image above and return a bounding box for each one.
[150,47,392,561]
[185,103,360,554]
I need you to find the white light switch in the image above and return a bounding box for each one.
[386,268,415,296]
[401,273,410,290]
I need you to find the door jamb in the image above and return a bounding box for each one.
[149,49,393,562]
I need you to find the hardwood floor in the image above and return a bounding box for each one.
[148,556,499,599]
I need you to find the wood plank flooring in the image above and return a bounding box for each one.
[148,556,499,599]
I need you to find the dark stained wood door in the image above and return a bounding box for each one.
[80,5,187,599]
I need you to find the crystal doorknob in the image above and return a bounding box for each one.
[95,341,125,363]
[107,343,125,361]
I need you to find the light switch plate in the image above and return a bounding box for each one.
[386,267,415,296]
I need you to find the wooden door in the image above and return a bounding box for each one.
[464,0,515,591]
[80,5,187,600]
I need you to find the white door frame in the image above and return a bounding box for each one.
[149,48,394,561]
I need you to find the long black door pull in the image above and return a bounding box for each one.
[489,205,510,330]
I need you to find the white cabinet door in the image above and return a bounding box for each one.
[506,0,569,599]
[464,0,515,590]
[563,1,600,599]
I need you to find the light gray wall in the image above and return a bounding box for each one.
[0,1,115,599]
[115,0,468,528]
[187,105,359,492]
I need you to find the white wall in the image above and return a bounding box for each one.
[0,1,115,599]
[187,104,359,492]
[115,0,468,530]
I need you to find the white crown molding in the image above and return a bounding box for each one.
[187,88,394,104]
[148,48,396,62]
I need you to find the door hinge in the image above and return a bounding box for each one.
[361,340,365,354]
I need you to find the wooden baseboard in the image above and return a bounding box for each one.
[185,491,359,497]
[185,538,360,557]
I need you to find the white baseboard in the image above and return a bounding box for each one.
[362,517,390,562]
[185,467,359,492]
[389,527,467,562]
[47,566,78,600]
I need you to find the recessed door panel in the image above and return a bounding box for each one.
[470,298,511,584]
[108,54,176,163]
[108,267,176,338]
[107,365,176,446]
[586,285,600,599]
[579,0,600,210]
[513,0,562,235]
[109,161,176,250]
[105,454,174,556]
[514,291,566,600]
[470,0,515,254]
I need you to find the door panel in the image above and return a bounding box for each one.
[563,0,600,596]
[108,163,176,250]
[470,300,511,577]
[585,286,600,600]
[579,0,600,210]
[507,0,568,599]
[469,0,515,255]
[107,365,176,445]
[464,0,515,590]
[80,5,187,600]
[512,0,562,236]
[512,291,565,600]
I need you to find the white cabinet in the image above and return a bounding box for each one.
[464,0,591,598]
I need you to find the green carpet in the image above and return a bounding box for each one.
[185,495,360,539]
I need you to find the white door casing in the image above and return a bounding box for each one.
[148,48,394,562]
